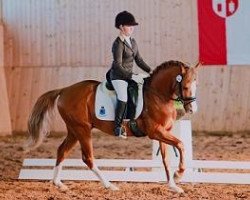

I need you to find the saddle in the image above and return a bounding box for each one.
[95,72,145,137]
[95,77,143,121]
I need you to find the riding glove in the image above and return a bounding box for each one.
[132,74,145,84]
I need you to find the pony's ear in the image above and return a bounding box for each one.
[194,61,202,69]
[180,65,187,74]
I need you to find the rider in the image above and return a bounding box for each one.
[107,11,152,138]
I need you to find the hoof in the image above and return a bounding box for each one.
[168,183,184,193]
[106,183,119,191]
[53,181,69,191]
[173,171,183,183]
[170,185,184,193]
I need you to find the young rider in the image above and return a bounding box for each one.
[107,11,152,138]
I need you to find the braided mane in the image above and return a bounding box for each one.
[144,60,189,86]
[152,60,189,77]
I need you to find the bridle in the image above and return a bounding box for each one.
[141,65,197,106]
[172,73,196,106]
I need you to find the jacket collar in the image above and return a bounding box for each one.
[118,33,130,42]
[118,34,134,50]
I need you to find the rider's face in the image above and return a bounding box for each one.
[120,25,134,36]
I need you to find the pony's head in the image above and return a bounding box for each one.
[149,60,201,114]
[174,62,200,114]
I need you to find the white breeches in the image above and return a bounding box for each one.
[111,80,128,102]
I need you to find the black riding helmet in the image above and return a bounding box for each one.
[115,11,139,29]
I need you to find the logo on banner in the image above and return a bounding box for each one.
[212,0,239,18]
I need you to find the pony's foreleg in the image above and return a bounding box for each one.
[172,139,185,183]
[159,142,184,193]
[150,126,185,193]
[159,142,171,181]
[53,132,77,190]
[158,132,185,181]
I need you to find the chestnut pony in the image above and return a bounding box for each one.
[26,60,200,193]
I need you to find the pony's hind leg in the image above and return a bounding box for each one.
[53,129,78,190]
[75,125,119,191]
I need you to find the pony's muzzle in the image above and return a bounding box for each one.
[184,101,198,114]
[190,101,198,113]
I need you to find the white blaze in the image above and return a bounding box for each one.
[191,81,198,113]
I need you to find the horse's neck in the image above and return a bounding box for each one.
[148,69,177,100]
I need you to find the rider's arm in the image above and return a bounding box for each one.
[133,39,151,73]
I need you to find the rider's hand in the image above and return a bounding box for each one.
[132,74,144,84]
[140,73,150,78]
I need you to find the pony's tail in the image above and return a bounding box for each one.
[24,89,61,152]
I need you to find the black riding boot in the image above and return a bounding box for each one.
[114,100,127,138]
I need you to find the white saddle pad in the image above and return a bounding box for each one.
[95,81,144,121]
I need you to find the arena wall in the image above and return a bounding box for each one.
[0,22,12,135]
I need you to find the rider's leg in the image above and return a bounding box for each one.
[111,80,128,138]
[114,100,127,137]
